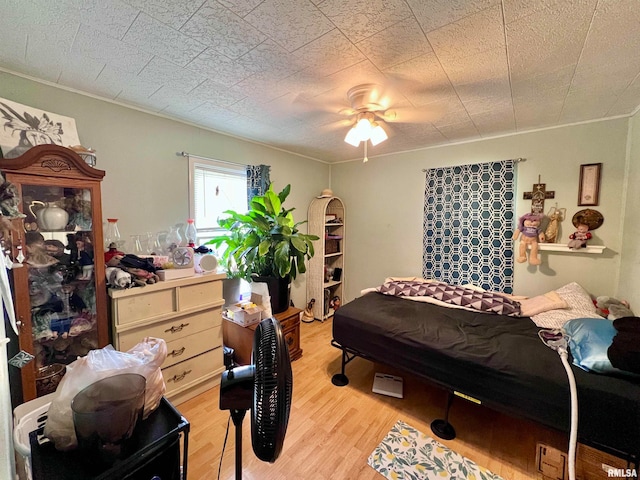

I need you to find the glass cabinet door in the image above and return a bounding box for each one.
[21,184,99,374]
[1,144,107,402]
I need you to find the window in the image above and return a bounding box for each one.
[188,157,247,247]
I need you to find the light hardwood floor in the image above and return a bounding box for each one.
[178,317,569,479]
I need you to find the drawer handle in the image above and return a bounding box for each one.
[169,347,186,357]
[168,369,192,383]
[165,323,190,334]
[286,336,293,346]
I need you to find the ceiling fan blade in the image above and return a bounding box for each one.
[291,92,350,114]
[378,105,444,124]
[318,118,354,132]
[378,120,396,139]
[383,72,432,95]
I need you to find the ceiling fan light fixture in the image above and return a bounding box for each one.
[344,127,361,147]
[344,111,389,148]
[369,123,388,146]
[354,116,373,138]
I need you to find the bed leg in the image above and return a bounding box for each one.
[431,391,456,440]
[331,348,350,386]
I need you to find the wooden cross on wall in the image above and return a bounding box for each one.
[523,176,555,214]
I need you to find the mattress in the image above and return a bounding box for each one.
[332,292,640,457]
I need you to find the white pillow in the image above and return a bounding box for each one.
[531,282,601,329]
[519,291,568,317]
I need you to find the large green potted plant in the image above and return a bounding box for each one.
[208,184,319,313]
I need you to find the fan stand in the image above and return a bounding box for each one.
[219,319,292,480]
[230,409,247,480]
[220,365,255,480]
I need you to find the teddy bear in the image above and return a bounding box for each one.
[568,221,592,249]
[512,213,545,265]
[596,296,635,320]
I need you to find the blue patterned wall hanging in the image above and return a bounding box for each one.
[423,160,516,293]
[246,164,271,206]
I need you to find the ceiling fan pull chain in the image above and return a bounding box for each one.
[363,141,369,163]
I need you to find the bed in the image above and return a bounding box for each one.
[331,286,640,461]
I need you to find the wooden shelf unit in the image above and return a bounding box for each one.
[307,196,345,321]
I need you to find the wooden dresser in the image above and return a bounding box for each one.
[109,273,226,405]
[222,306,303,365]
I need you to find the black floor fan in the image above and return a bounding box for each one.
[219,318,293,479]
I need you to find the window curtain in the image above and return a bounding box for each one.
[422,160,516,293]
[246,164,271,205]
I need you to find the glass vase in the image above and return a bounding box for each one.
[130,235,144,255]
[165,226,182,253]
[104,218,122,249]
[185,219,197,247]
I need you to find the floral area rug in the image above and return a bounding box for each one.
[368,420,504,480]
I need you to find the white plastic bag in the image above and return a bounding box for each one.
[251,281,273,318]
[43,337,167,451]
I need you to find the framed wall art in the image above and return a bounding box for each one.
[0,97,80,159]
[578,163,602,206]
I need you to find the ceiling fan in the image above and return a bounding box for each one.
[328,83,440,162]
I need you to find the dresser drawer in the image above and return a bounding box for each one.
[278,311,300,331]
[283,327,299,357]
[117,307,222,351]
[163,326,223,368]
[180,280,222,310]
[163,348,224,395]
[115,289,176,325]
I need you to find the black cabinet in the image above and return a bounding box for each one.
[30,397,189,480]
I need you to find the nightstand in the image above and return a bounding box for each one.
[223,306,302,365]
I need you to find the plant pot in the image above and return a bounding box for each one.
[253,276,290,314]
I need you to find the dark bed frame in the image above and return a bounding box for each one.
[332,339,508,441]
[330,293,640,466]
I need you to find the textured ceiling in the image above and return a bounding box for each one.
[1,0,639,163]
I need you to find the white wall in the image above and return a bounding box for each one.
[0,72,330,308]
[618,111,640,310]
[331,118,630,302]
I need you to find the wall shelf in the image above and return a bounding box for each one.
[538,243,606,254]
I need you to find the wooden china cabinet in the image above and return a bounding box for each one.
[0,145,108,402]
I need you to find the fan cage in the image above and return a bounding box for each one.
[252,318,293,463]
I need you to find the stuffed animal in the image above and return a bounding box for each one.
[596,296,635,320]
[512,213,545,265]
[106,266,132,289]
[125,267,159,286]
[568,222,592,249]
[330,295,341,311]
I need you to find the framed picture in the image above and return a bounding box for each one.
[578,163,602,206]
[0,97,80,159]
